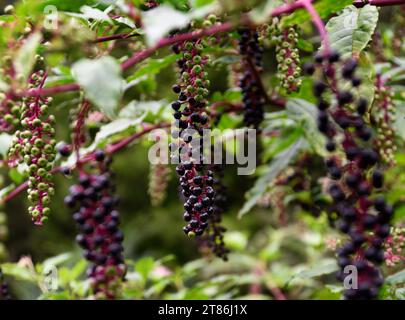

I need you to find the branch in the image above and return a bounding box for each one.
[354,0,405,7]
[301,0,330,53]
[94,33,138,43]
[121,22,234,70]
[2,122,170,203]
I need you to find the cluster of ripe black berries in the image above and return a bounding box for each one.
[0,268,10,300]
[171,38,216,238]
[237,28,265,129]
[199,163,229,260]
[64,150,125,299]
[305,51,392,299]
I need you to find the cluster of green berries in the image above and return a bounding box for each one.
[8,71,56,225]
[148,162,171,207]
[275,25,302,93]
[373,75,396,165]
[0,56,22,132]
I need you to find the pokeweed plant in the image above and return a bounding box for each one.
[0,0,404,301]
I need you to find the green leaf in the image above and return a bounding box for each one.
[125,55,180,90]
[14,32,42,82]
[0,184,15,200]
[71,56,123,119]
[286,98,327,156]
[119,100,168,122]
[294,261,338,279]
[386,269,405,285]
[191,0,215,8]
[9,168,25,184]
[0,133,13,158]
[393,99,405,140]
[224,232,248,251]
[42,253,72,272]
[238,138,307,217]
[39,0,99,12]
[282,0,352,27]
[142,5,191,46]
[79,6,112,23]
[142,4,217,46]
[1,263,38,282]
[135,257,155,282]
[322,5,379,59]
[93,117,146,147]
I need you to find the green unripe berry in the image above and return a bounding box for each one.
[44,144,54,154]
[42,207,51,216]
[31,147,40,156]
[37,168,47,177]
[208,14,217,24]
[42,196,50,205]
[40,105,48,114]
[193,55,202,64]
[32,118,42,127]
[29,164,38,173]
[4,114,13,123]
[185,42,193,51]
[38,182,47,191]
[48,187,55,196]
[38,158,47,167]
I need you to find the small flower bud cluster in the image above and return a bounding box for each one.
[64,151,126,299]
[0,56,22,132]
[373,74,396,165]
[0,268,11,300]
[148,162,171,207]
[384,226,405,267]
[8,71,56,225]
[171,35,216,238]
[275,25,302,93]
[305,52,392,299]
[202,163,229,260]
[237,28,265,129]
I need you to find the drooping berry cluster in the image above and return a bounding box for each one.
[148,162,171,207]
[8,71,56,225]
[171,36,216,238]
[201,163,229,260]
[64,151,125,299]
[0,56,21,132]
[275,25,302,93]
[372,74,396,165]
[237,28,265,129]
[306,52,392,299]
